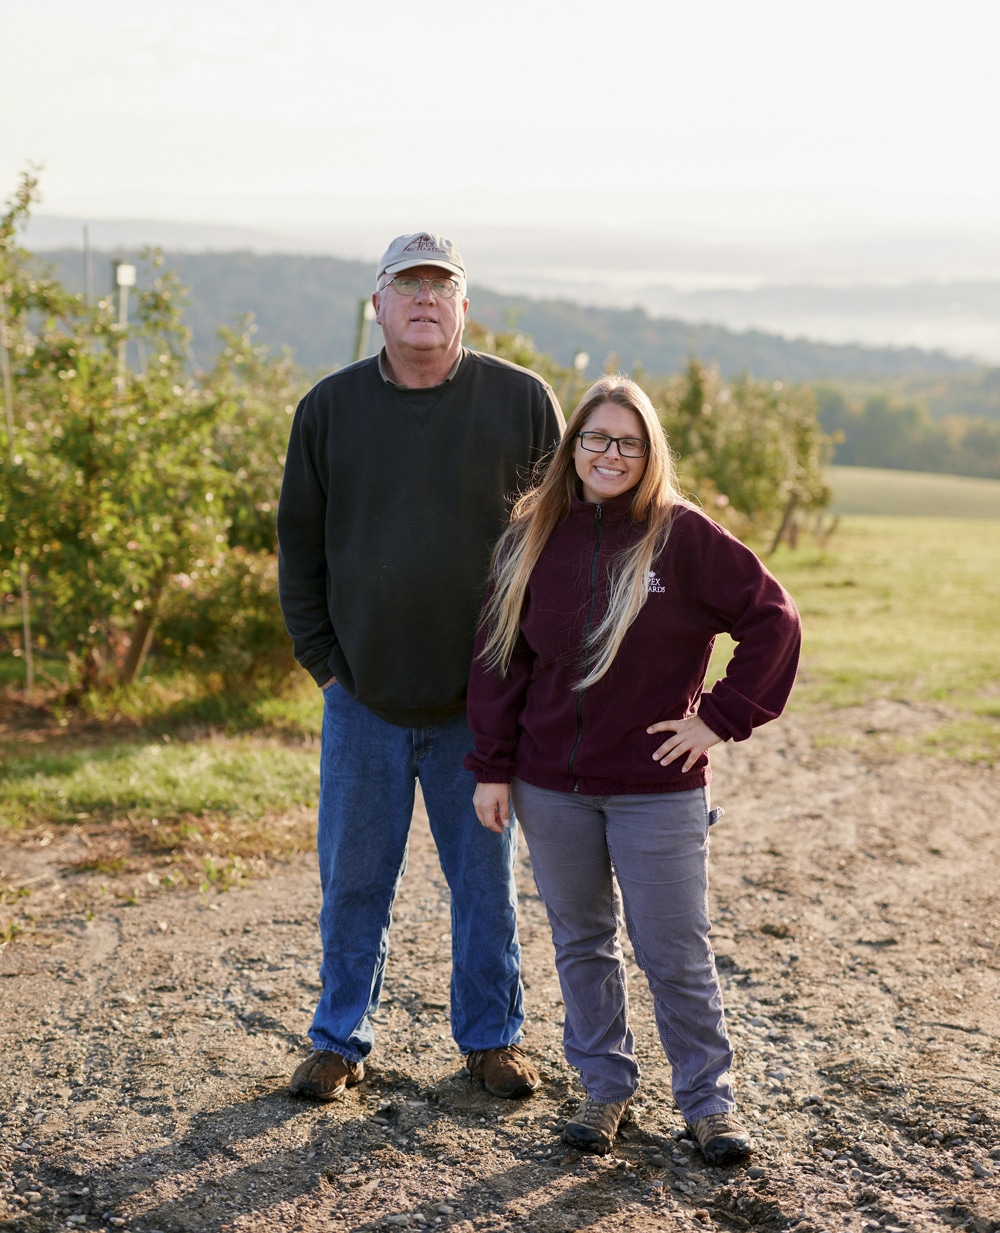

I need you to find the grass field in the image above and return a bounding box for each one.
[758,466,1000,761]
[773,513,998,711]
[707,470,1000,764]
[828,464,1000,518]
[0,731,320,830]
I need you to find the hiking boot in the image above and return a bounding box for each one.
[465,1044,540,1099]
[686,1111,752,1165]
[562,1095,635,1155]
[289,1050,365,1101]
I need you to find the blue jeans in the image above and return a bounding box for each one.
[310,685,525,1061]
[511,779,735,1123]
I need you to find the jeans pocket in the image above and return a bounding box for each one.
[708,806,725,827]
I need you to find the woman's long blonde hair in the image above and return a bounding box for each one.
[480,375,689,690]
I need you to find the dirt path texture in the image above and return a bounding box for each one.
[1,701,998,1233]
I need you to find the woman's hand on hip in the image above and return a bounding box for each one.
[647,714,722,773]
[473,783,511,833]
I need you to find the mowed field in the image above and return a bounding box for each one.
[828,464,1000,519]
[715,465,1000,762]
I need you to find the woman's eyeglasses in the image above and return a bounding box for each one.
[576,431,649,458]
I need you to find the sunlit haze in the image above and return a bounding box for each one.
[4,0,1000,354]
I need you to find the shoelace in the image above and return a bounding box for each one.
[469,1044,527,1065]
[574,1097,622,1129]
[696,1112,741,1137]
[487,1045,524,1061]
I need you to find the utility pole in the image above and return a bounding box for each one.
[560,350,590,409]
[0,281,35,700]
[115,261,136,395]
[83,224,93,305]
[353,298,376,362]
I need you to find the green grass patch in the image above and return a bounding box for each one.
[772,516,999,705]
[765,515,1000,762]
[902,716,1000,765]
[0,671,327,897]
[0,734,320,830]
[0,665,325,907]
[0,727,321,906]
[705,513,1000,762]
[69,669,325,739]
[828,466,1000,518]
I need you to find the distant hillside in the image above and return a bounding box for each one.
[468,289,971,385]
[45,249,373,377]
[41,248,974,384]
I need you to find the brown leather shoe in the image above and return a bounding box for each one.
[289,1050,365,1101]
[562,1095,634,1155]
[686,1111,752,1165]
[465,1044,540,1099]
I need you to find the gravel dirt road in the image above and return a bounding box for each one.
[1,701,998,1233]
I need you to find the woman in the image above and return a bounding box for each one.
[465,376,801,1162]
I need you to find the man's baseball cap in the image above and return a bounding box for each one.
[376,232,465,283]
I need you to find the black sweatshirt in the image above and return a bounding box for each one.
[276,350,564,727]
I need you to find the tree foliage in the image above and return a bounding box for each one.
[0,177,297,694]
[816,384,1000,479]
[467,327,835,544]
[652,360,833,541]
[463,319,593,412]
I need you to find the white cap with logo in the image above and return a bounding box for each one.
[376,232,465,283]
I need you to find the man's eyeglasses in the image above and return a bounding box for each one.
[382,275,462,299]
[576,431,649,458]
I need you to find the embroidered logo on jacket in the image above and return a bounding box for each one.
[646,570,666,593]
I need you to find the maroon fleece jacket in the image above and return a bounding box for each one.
[464,490,801,795]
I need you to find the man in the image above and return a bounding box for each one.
[277,232,563,1101]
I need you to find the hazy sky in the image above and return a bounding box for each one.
[3,0,1000,239]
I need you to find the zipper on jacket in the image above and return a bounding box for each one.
[567,503,603,791]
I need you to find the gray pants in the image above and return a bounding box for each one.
[512,779,736,1122]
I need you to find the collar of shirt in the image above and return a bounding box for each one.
[378,347,465,389]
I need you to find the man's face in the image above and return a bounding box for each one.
[373,264,468,359]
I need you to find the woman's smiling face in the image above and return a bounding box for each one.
[573,401,649,504]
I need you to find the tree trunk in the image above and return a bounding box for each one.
[18,561,34,699]
[769,491,799,555]
[119,567,169,686]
